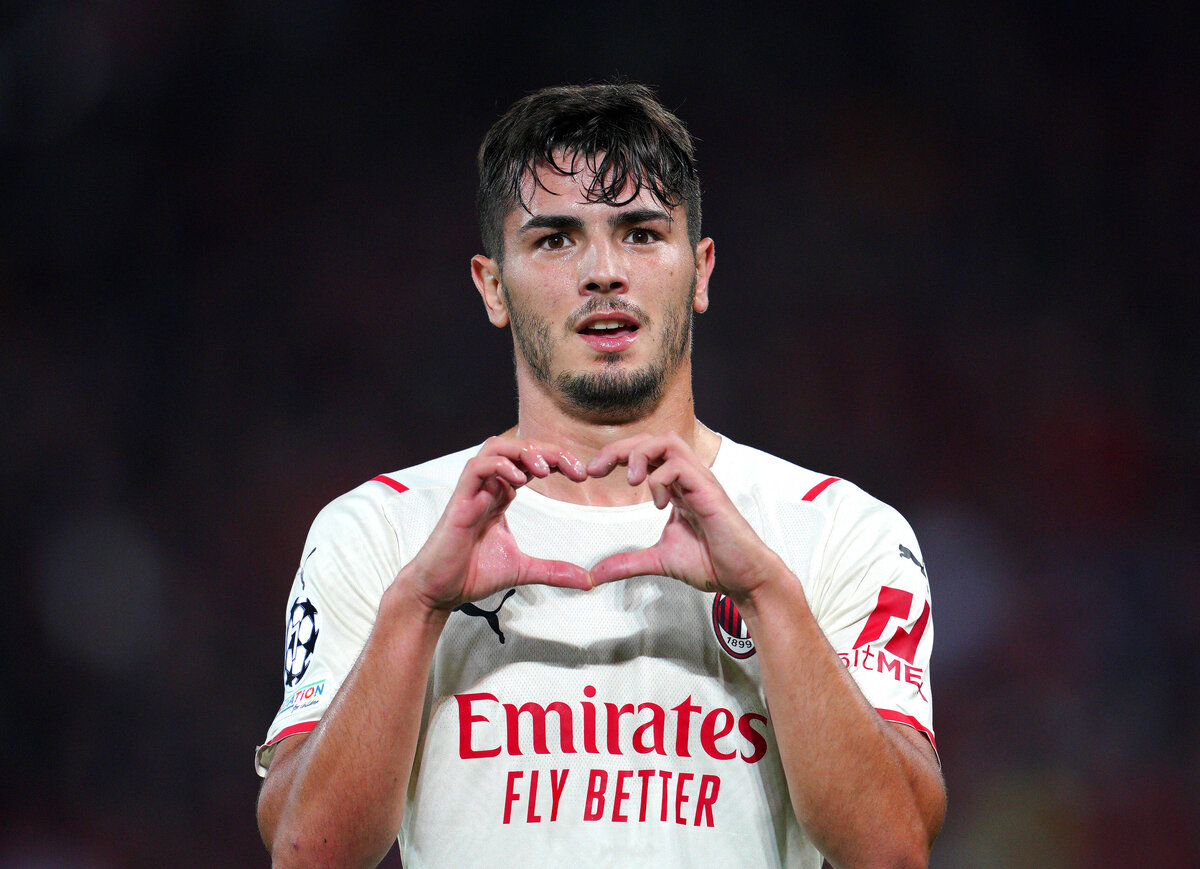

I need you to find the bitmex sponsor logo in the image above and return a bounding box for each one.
[837,647,927,700]
[455,687,770,828]
[838,587,930,700]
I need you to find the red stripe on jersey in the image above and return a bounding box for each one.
[801,476,840,501]
[371,474,409,494]
[267,721,318,746]
[876,709,937,752]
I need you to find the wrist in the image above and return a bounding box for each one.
[380,566,455,630]
[724,552,807,628]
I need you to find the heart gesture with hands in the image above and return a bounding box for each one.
[402,433,785,618]
[586,433,787,611]
[403,437,594,613]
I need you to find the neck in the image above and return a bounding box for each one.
[506,360,719,506]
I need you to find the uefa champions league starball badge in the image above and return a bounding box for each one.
[284,596,320,687]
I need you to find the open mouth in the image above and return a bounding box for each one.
[578,319,639,338]
[576,314,641,352]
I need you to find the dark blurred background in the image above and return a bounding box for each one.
[2,2,1197,867]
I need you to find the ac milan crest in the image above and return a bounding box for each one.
[712,593,755,659]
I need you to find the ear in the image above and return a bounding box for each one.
[691,237,715,314]
[471,254,509,327]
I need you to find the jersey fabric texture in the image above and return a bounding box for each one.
[257,436,935,868]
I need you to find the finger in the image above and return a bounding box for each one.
[481,438,586,481]
[498,441,553,477]
[622,436,686,486]
[543,446,587,482]
[463,455,529,491]
[478,474,517,506]
[517,556,593,591]
[626,446,653,486]
[515,443,587,481]
[646,462,684,510]
[589,548,666,586]
[585,448,626,478]
[586,433,654,478]
[451,471,517,528]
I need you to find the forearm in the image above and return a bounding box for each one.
[737,565,944,869]
[261,575,449,868]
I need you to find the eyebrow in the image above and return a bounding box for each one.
[517,208,673,236]
[518,214,583,235]
[609,208,673,229]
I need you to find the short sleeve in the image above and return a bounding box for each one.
[254,485,401,775]
[814,492,935,749]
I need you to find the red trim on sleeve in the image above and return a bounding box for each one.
[371,474,409,494]
[801,476,840,501]
[267,721,318,746]
[876,709,937,751]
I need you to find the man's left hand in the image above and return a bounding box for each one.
[586,432,784,606]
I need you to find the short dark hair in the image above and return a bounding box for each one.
[476,82,702,262]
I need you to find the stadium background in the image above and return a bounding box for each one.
[2,3,1196,866]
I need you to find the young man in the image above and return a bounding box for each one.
[256,83,945,868]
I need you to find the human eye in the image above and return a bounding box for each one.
[537,232,572,250]
[624,227,661,245]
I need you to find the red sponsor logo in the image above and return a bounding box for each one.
[840,587,930,698]
[455,687,768,763]
[456,687,770,829]
[501,767,722,828]
[838,646,928,700]
[852,587,930,663]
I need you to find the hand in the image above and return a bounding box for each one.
[586,433,784,604]
[400,437,593,612]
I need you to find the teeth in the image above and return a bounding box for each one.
[589,320,624,330]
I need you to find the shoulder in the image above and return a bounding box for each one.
[714,436,886,515]
[719,440,928,622]
[311,443,481,534]
[366,443,480,496]
[295,443,483,592]
[714,436,917,557]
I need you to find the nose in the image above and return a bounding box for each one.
[578,237,627,295]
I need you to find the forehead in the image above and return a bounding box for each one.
[505,154,678,230]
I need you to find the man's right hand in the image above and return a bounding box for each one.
[259,438,595,866]
[398,437,593,612]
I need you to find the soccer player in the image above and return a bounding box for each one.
[256,83,946,868]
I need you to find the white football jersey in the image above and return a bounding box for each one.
[257,436,935,868]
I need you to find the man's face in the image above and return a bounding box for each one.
[473,155,714,424]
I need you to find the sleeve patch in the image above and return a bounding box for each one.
[852,587,931,664]
[284,596,320,687]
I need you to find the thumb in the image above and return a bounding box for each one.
[589,548,665,586]
[517,555,593,591]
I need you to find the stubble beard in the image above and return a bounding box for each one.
[503,278,695,424]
